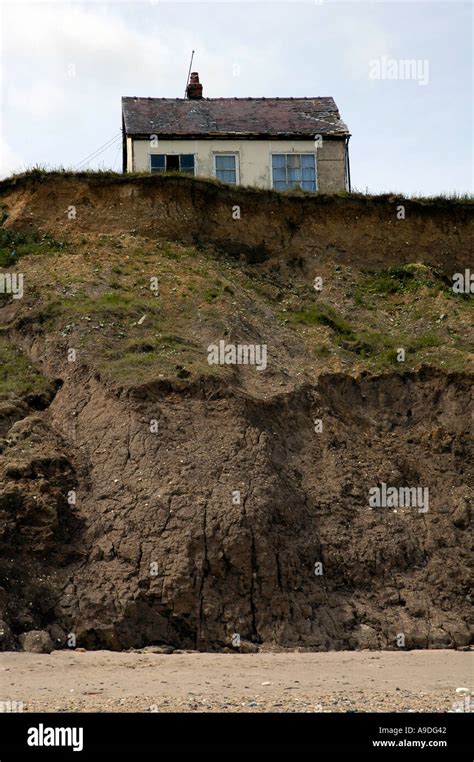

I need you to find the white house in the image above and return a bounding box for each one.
[121,73,351,193]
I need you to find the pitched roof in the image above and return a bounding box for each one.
[121,97,349,138]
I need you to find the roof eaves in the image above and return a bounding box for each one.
[125,131,350,139]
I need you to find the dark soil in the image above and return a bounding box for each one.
[0,174,471,652]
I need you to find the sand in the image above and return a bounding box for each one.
[1,649,471,713]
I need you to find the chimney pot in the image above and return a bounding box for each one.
[186,71,203,100]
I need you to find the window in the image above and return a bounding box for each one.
[150,154,195,175]
[271,154,317,192]
[150,154,165,172]
[180,155,195,174]
[166,155,179,171]
[214,154,238,184]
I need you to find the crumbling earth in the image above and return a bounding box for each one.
[0,173,472,653]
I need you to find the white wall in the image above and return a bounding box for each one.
[130,138,346,191]
[126,137,133,172]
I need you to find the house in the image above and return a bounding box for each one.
[121,73,351,193]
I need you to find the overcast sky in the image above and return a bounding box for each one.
[1,0,472,194]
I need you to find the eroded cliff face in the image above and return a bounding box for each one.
[1,363,471,651]
[1,171,472,272]
[0,173,472,652]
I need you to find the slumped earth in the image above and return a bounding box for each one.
[0,172,472,661]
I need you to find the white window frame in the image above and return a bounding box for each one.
[270,153,318,192]
[149,153,196,175]
[213,152,240,185]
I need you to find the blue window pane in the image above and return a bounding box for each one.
[216,169,236,184]
[180,155,194,169]
[272,154,286,169]
[301,154,315,168]
[272,155,318,192]
[288,168,302,182]
[272,167,286,181]
[150,154,165,170]
[216,155,235,170]
[287,155,301,170]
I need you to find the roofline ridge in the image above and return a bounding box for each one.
[122,96,335,101]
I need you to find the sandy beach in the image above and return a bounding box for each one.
[1,649,471,713]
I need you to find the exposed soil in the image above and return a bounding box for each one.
[1,172,473,273]
[0,174,472,655]
[0,363,472,651]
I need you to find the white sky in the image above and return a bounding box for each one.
[1,0,472,194]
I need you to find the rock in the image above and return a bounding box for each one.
[0,587,7,615]
[141,645,174,655]
[48,623,67,647]
[452,502,470,529]
[0,619,15,650]
[428,628,452,648]
[353,624,379,649]
[19,630,54,654]
[405,595,427,618]
[238,640,259,654]
[450,626,471,648]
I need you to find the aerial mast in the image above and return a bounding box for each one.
[184,50,195,97]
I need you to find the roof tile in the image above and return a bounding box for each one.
[122,97,349,138]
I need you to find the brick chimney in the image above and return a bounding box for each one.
[186,72,203,100]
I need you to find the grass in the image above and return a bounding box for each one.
[155,334,193,349]
[203,282,225,303]
[105,334,195,359]
[350,186,474,203]
[0,338,50,395]
[97,331,206,384]
[1,168,472,205]
[282,298,444,370]
[286,303,356,339]
[0,229,65,267]
[355,329,440,355]
[161,243,196,260]
[353,264,450,306]
[0,199,470,387]
[45,290,162,321]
